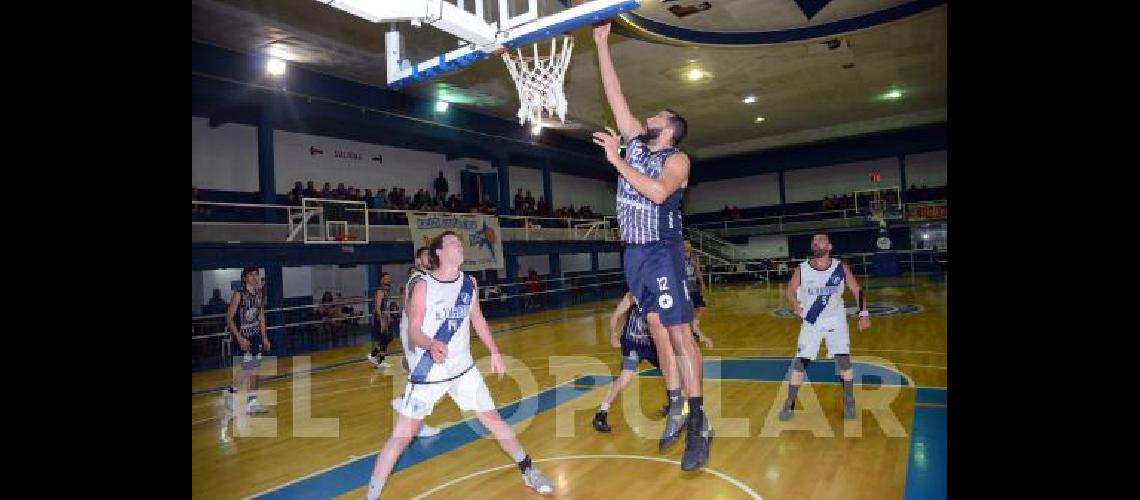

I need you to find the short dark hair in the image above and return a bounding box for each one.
[241,267,259,279]
[428,231,460,269]
[812,231,830,241]
[664,108,688,147]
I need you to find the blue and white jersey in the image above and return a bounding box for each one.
[617,136,684,244]
[796,258,846,323]
[410,272,475,381]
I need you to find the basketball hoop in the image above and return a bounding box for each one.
[501,35,574,126]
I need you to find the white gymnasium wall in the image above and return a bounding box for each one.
[282,266,313,298]
[192,271,205,315]
[686,173,780,213]
[742,235,790,259]
[598,252,621,270]
[200,268,264,303]
[311,265,368,300]
[509,166,545,207]
[561,253,592,273]
[551,173,616,215]
[516,255,550,277]
[903,150,947,188]
[784,157,901,203]
[192,117,259,191]
[273,130,461,195]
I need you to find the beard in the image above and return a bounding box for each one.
[643,126,662,142]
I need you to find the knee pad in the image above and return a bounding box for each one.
[835,354,852,371]
[792,357,810,373]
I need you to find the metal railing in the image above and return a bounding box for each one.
[191,200,616,243]
[701,248,947,291]
[191,269,629,371]
[688,200,947,238]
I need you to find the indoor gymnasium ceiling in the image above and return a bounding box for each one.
[191,0,947,159]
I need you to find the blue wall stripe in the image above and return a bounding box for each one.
[620,0,946,46]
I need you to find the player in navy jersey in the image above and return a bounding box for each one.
[220,267,270,443]
[592,21,711,471]
[368,272,397,368]
[593,291,658,433]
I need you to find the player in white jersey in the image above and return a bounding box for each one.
[388,247,441,438]
[779,232,871,421]
[365,232,554,499]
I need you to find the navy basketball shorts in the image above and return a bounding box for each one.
[623,238,694,327]
[690,289,707,308]
[234,335,263,369]
[620,336,660,371]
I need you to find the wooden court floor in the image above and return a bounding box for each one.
[192,276,947,499]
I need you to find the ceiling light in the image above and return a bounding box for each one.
[266,57,286,76]
[742,95,757,104]
[754,116,766,123]
[687,68,704,81]
[435,100,449,113]
[881,89,903,100]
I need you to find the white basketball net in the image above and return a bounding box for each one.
[502,36,574,126]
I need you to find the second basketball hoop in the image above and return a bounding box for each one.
[501,35,574,127]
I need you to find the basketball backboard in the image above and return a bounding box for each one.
[315,0,641,89]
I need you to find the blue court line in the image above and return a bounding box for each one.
[254,374,615,500]
[193,310,608,396]
[915,387,946,405]
[250,358,936,499]
[904,395,946,500]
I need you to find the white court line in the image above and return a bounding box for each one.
[892,362,947,370]
[197,361,617,424]
[718,347,947,355]
[409,454,762,500]
[242,377,607,500]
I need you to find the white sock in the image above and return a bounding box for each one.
[599,402,611,412]
[366,479,384,500]
[510,447,527,463]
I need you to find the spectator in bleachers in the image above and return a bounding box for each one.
[206,289,228,312]
[364,189,374,207]
[907,184,918,202]
[722,205,730,220]
[434,171,449,200]
[514,189,525,213]
[537,196,549,216]
[304,181,318,198]
[524,191,536,215]
[322,182,333,198]
[525,269,541,309]
[335,182,347,199]
[289,182,304,205]
[374,188,387,209]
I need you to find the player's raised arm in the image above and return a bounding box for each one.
[593,22,645,140]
